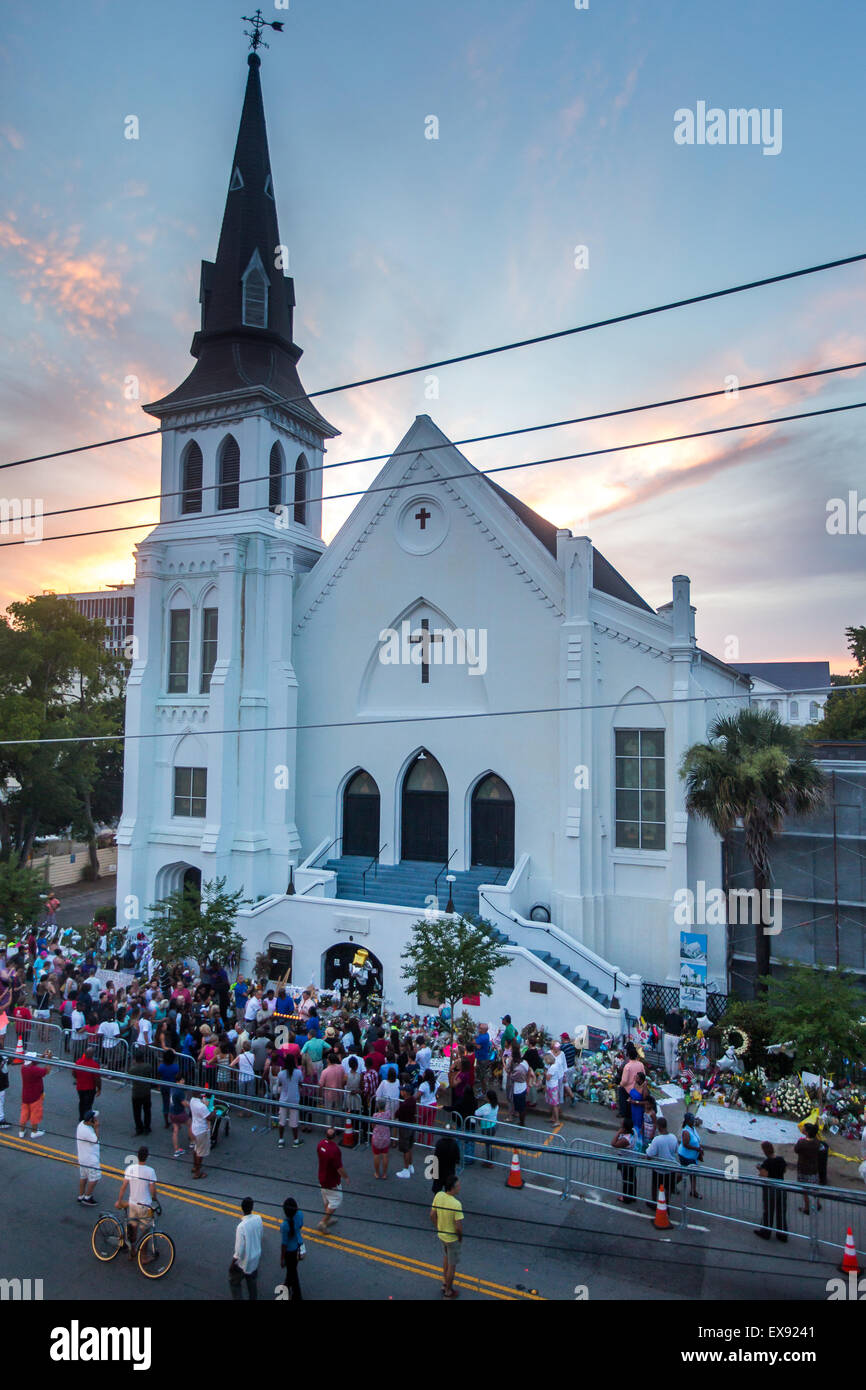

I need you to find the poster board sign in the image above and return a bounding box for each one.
[91,969,136,993]
[679,930,707,1010]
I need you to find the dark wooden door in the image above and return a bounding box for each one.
[401,790,448,862]
[343,792,380,857]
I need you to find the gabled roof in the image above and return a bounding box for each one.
[484,476,654,613]
[729,661,831,692]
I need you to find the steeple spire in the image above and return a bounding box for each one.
[147,51,337,440]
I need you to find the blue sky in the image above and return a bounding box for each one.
[1,0,864,668]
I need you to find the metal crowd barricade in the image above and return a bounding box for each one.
[90,1036,130,1080]
[9,1016,65,1055]
[143,1044,197,1086]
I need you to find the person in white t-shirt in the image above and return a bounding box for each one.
[76,1110,101,1204]
[189,1093,212,1179]
[98,1017,120,1053]
[117,1145,158,1244]
[415,1039,432,1074]
[136,1012,152,1048]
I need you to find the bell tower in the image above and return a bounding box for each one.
[116,48,338,928]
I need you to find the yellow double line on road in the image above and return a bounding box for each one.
[0,1133,542,1300]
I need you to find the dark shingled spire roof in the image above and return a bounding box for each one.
[485,476,654,613]
[147,53,337,438]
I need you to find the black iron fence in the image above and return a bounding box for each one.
[640,982,729,1024]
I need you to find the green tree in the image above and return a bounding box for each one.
[0,854,49,931]
[146,876,248,971]
[400,913,511,1045]
[0,595,126,863]
[761,963,865,1078]
[681,709,825,991]
[810,624,866,741]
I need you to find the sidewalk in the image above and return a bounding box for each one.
[521,1093,866,1192]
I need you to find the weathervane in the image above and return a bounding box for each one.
[242,8,284,52]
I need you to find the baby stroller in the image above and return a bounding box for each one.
[210,1097,231,1149]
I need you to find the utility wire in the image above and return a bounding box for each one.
[3,251,864,471]
[2,397,865,550]
[0,683,860,750]
[9,359,865,523]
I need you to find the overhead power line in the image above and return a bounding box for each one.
[0,683,859,750]
[1,396,863,550]
[11,359,866,527]
[3,251,864,471]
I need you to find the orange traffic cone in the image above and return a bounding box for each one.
[341,1115,356,1149]
[654,1184,671,1229]
[13,1037,24,1065]
[505,1150,524,1189]
[840,1227,860,1275]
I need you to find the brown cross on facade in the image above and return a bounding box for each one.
[409,618,443,684]
[415,507,432,530]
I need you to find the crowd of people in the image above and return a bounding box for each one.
[3,929,865,1298]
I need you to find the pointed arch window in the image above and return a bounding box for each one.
[180,441,203,515]
[241,249,268,328]
[269,441,285,511]
[294,453,308,526]
[218,435,240,511]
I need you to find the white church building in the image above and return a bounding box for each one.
[116,52,750,1033]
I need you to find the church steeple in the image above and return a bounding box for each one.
[147,52,337,440]
[199,52,292,347]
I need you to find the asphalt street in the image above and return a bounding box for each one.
[0,1060,844,1302]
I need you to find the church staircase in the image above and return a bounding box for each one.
[323,856,612,1009]
[484,924,612,1009]
[324,856,503,919]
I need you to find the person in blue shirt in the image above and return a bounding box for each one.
[233,977,249,1017]
[279,1196,304,1301]
[156,1049,181,1129]
[474,1025,492,1090]
[677,1114,703,1198]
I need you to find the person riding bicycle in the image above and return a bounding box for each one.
[116,1145,158,1259]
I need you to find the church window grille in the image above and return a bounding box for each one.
[174,767,207,818]
[218,436,240,510]
[168,610,190,693]
[294,454,308,526]
[809,701,820,721]
[200,608,218,693]
[615,729,665,850]
[241,253,268,328]
[180,441,203,514]
[789,700,799,719]
[269,441,284,510]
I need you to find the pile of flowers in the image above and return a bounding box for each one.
[819,1084,865,1139]
[773,1074,812,1122]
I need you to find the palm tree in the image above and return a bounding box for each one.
[681,708,826,992]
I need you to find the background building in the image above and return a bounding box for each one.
[50,584,135,658]
[727,741,866,994]
[730,661,831,726]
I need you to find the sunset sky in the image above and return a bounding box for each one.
[1,0,864,671]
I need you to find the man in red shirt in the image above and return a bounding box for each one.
[316,1126,349,1232]
[74,1047,101,1121]
[20,1051,52,1139]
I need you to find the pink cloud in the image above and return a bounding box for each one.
[0,215,132,335]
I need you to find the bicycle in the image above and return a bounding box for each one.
[91,1198,175,1279]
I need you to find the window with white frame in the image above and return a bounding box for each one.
[168,609,190,693]
[174,767,207,818]
[615,729,665,850]
[241,250,268,328]
[200,607,218,693]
